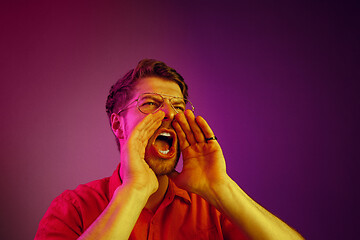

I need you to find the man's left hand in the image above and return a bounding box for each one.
[169,110,229,198]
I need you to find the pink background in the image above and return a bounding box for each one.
[0,1,359,239]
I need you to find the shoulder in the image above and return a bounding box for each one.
[47,176,111,218]
[35,177,112,238]
[60,177,111,204]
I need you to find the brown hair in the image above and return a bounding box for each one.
[105,59,189,150]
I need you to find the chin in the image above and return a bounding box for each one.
[146,156,179,176]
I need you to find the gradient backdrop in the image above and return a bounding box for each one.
[1,1,359,239]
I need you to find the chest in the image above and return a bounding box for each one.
[129,198,223,240]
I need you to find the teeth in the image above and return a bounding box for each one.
[159,132,171,137]
[159,149,170,155]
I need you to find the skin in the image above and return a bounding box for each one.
[113,77,183,210]
[79,77,304,240]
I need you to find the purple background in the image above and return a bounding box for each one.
[1,1,359,239]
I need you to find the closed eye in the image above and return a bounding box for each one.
[174,105,185,111]
[141,101,160,107]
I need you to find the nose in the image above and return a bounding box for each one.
[161,99,176,121]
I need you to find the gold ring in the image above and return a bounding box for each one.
[205,136,217,142]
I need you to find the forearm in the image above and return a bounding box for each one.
[78,184,149,240]
[205,176,304,240]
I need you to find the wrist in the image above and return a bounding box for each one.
[120,171,159,198]
[204,175,234,208]
[113,182,153,205]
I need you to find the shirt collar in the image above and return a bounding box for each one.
[108,164,191,204]
[168,178,191,204]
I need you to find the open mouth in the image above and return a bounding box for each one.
[150,128,177,159]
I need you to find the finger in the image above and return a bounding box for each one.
[195,116,216,140]
[184,110,206,143]
[172,120,190,151]
[133,111,165,141]
[137,111,163,136]
[174,112,197,145]
[140,111,165,138]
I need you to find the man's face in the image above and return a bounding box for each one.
[120,77,182,175]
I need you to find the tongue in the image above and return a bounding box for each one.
[154,139,170,151]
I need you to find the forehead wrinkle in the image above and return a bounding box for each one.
[134,77,183,98]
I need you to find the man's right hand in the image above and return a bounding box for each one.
[119,110,165,197]
[78,111,165,240]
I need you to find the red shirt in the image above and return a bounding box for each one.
[35,165,246,239]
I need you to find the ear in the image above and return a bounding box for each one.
[110,113,125,139]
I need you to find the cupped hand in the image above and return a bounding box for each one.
[169,110,228,198]
[119,111,165,196]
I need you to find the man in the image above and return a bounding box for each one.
[35,59,303,239]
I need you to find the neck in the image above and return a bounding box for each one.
[145,175,169,213]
